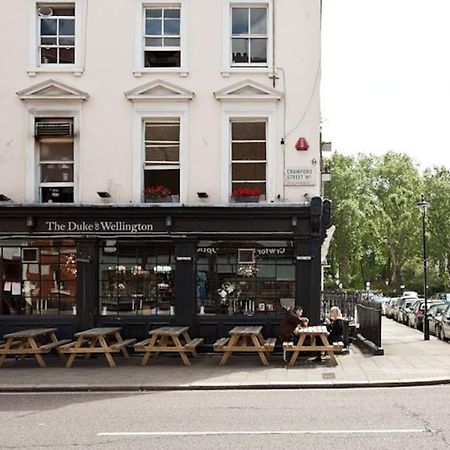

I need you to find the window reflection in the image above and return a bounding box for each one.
[99,241,175,316]
[0,240,77,315]
[197,241,295,316]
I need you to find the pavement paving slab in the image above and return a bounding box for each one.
[1,317,450,391]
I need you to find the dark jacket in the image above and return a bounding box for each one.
[280,311,304,341]
[327,318,344,343]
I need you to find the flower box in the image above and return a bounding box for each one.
[145,196,172,203]
[233,196,260,203]
[231,187,261,203]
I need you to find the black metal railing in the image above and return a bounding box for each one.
[321,291,359,321]
[322,291,383,351]
[356,297,382,349]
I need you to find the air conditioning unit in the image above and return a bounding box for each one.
[238,249,255,264]
[22,248,39,263]
[35,121,73,137]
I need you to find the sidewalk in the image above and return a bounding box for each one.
[1,318,450,391]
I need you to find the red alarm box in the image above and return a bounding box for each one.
[295,137,309,151]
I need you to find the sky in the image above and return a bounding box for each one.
[320,0,450,170]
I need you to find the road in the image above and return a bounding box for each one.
[0,386,449,449]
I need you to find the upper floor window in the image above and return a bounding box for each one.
[37,4,75,65]
[28,1,86,75]
[231,120,266,198]
[144,7,181,67]
[36,118,75,203]
[231,7,267,66]
[144,120,180,202]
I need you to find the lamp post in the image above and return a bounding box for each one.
[417,194,430,341]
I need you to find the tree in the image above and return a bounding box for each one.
[325,151,423,291]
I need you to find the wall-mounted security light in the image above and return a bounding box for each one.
[291,216,298,228]
[97,191,111,198]
[26,216,36,228]
[0,194,11,201]
[165,215,173,228]
[197,192,209,198]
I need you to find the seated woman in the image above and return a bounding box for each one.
[279,306,309,344]
[314,306,344,362]
[325,306,345,343]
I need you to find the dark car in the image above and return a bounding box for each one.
[408,299,442,330]
[426,303,446,336]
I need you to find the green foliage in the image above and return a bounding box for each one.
[324,151,450,293]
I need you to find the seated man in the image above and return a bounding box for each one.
[279,306,309,344]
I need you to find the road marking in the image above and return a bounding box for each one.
[98,429,427,437]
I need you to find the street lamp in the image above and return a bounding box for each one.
[417,194,430,341]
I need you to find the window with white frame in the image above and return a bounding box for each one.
[37,3,75,65]
[144,120,180,201]
[231,6,267,66]
[231,120,266,197]
[143,7,181,67]
[36,118,74,203]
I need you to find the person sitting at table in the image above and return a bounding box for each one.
[279,306,309,344]
[314,306,344,362]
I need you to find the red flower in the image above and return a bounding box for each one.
[232,187,261,198]
[144,185,171,199]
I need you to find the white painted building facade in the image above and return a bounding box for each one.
[0,0,321,206]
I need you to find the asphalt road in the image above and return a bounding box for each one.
[0,386,449,449]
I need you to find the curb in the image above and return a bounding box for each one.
[2,378,450,393]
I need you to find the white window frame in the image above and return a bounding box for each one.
[25,105,81,203]
[144,119,181,201]
[28,0,87,76]
[131,104,188,203]
[133,0,188,77]
[230,118,267,196]
[222,0,273,76]
[220,104,276,204]
[38,131,75,203]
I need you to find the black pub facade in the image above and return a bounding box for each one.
[0,200,330,347]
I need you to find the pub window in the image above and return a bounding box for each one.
[37,4,75,65]
[144,119,180,202]
[0,240,77,316]
[231,120,266,199]
[36,118,74,203]
[196,241,295,316]
[99,241,175,316]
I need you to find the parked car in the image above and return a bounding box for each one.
[408,299,442,330]
[437,303,450,341]
[427,303,447,337]
[430,293,450,303]
[398,296,419,325]
[386,297,399,319]
[381,297,391,316]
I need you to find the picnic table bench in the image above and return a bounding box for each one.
[283,325,343,367]
[58,327,136,368]
[134,326,203,366]
[0,328,70,368]
[213,326,276,366]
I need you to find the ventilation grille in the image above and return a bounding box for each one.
[35,122,73,137]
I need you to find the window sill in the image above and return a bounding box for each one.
[221,67,273,77]
[133,68,189,78]
[27,66,84,77]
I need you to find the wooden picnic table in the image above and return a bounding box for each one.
[0,328,70,368]
[213,326,276,366]
[283,325,342,367]
[134,326,203,366]
[58,327,136,368]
